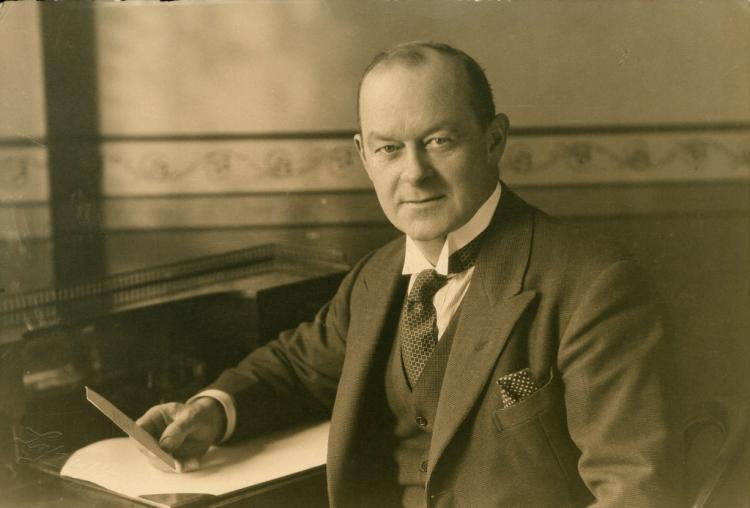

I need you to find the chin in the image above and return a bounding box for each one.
[402,223,451,243]
[392,209,463,242]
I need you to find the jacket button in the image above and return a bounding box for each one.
[420,460,428,472]
[416,416,428,428]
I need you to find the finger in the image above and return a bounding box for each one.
[158,408,197,453]
[136,404,175,438]
[176,457,200,473]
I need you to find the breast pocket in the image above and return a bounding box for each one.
[485,371,583,506]
[492,370,561,431]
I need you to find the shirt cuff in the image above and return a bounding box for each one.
[186,389,237,443]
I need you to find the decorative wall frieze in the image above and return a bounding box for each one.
[101,139,369,196]
[1,131,748,204]
[502,133,750,185]
[101,131,750,195]
[0,147,48,203]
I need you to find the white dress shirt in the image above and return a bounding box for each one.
[402,183,501,339]
[192,183,502,442]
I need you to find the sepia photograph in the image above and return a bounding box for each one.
[1,1,748,506]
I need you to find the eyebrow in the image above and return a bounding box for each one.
[366,132,394,144]
[366,123,461,145]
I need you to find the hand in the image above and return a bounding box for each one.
[136,397,226,471]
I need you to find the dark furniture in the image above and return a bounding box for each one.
[1,244,347,507]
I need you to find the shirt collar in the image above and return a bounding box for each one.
[402,182,502,276]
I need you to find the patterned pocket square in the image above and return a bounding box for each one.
[496,368,540,408]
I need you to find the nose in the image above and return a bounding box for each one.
[400,146,433,184]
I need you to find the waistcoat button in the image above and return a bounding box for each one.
[415,416,428,427]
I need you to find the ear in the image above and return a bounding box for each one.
[486,113,509,162]
[353,133,373,181]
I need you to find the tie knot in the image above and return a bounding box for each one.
[448,233,483,274]
[409,269,447,303]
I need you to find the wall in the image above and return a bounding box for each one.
[87,3,750,261]
[91,0,749,133]
[0,3,51,293]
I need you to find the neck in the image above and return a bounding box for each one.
[412,237,446,266]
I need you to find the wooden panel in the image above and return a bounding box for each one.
[102,192,385,229]
[0,204,51,240]
[515,181,750,217]
[103,225,401,275]
[100,182,749,232]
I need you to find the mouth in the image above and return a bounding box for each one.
[402,195,444,205]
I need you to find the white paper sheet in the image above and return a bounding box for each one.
[60,421,329,497]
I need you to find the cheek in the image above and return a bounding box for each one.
[369,173,398,210]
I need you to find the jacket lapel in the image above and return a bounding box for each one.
[327,240,405,496]
[428,186,537,479]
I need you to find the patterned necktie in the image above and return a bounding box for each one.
[399,234,483,387]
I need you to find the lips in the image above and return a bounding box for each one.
[402,195,444,205]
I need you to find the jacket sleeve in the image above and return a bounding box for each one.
[206,253,372,442]
[558,259,685,507]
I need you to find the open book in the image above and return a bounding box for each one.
[60,420,329,506]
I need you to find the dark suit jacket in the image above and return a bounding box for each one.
[209,185,685,507]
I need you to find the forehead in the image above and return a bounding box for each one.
[358,53,476,135]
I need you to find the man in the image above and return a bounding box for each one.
[138,42,684,507]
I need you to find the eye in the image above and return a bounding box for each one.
[426,137,452,148]
[375,144,400,155]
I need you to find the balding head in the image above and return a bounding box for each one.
[357,42,496,130]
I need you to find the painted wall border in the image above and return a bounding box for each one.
[1,125,748,204]
[97,131,750,196]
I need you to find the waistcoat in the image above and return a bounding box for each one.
[384,306,463,507]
